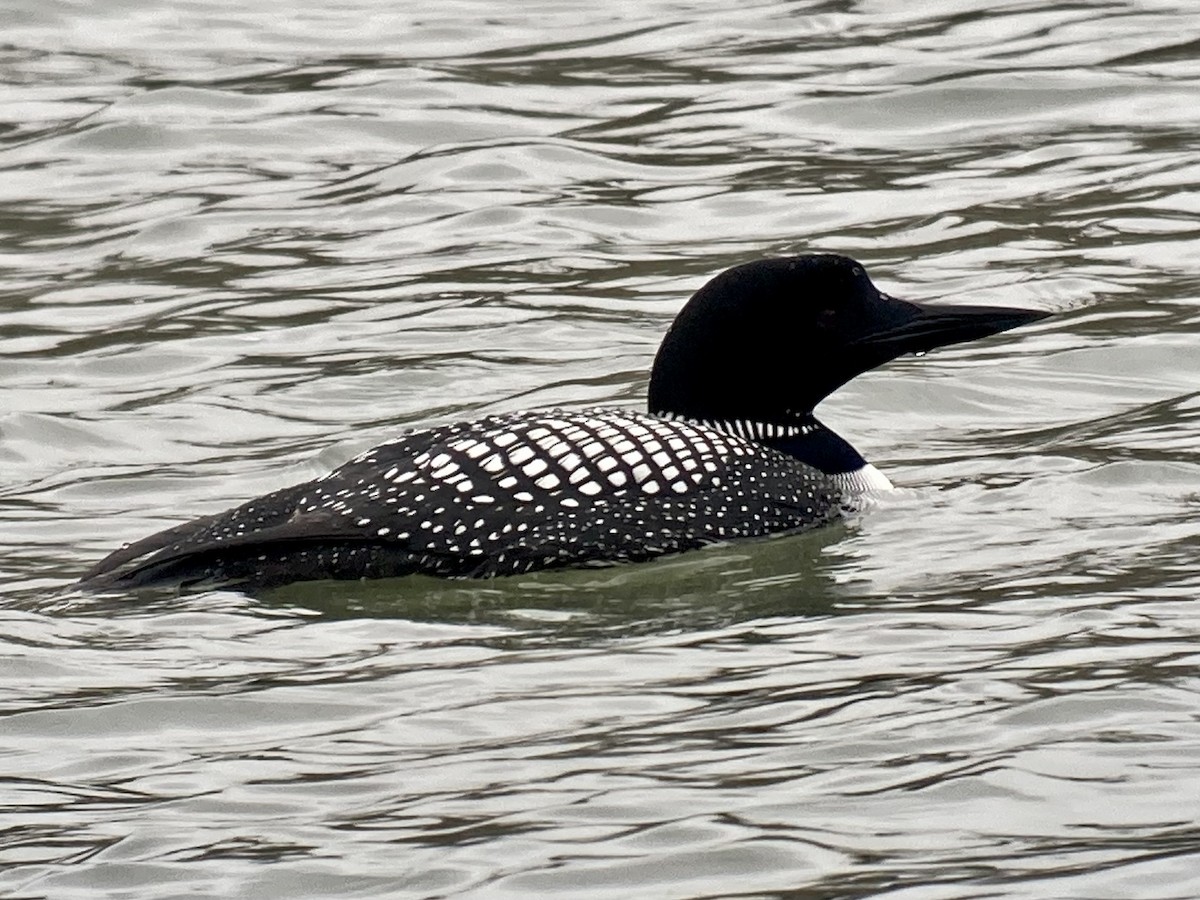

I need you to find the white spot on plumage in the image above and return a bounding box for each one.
[579,481,602,496]
[509,446,535,466]
[535,473,560,490]
[523,459,548,477]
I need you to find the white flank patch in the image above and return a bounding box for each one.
[833,463,895,493]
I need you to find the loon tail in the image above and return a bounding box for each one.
[76,516,224,588]
[75,490,428,590]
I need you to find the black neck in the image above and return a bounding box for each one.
[762,417,867,475]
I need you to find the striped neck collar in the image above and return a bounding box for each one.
[651,410,871,477]
[652,411,819,442]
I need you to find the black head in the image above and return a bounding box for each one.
[647,254,1049,422]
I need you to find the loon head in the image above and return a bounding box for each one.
[647,254,1049,423]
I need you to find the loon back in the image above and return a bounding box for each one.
[77,254,1048,591]
[77,410,841,590]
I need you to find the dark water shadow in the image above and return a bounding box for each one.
[249,522,859,640]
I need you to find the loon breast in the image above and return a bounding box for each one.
[81,409,843,589]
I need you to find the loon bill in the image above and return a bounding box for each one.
[77,254,1049,591]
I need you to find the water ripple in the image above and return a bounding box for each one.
[3,0,1200,897]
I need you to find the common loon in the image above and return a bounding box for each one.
[77,254,1047,591]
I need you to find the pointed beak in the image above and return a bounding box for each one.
[852,298,1051,357]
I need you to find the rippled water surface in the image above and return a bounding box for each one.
[3,1,1200,896]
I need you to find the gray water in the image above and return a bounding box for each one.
[3,1,1200,897]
